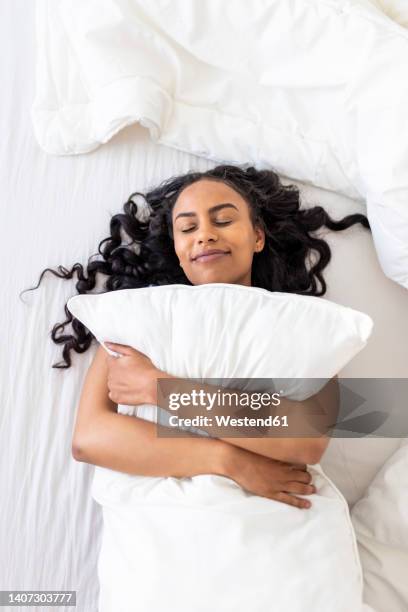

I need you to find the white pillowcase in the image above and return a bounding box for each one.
[320,437,403,507]
[68,283,372,399]
[351,438,408,612]
[67,283,374,612]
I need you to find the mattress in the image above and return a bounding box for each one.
[1,0,408,610]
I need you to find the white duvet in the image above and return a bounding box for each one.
[67,284,376,611]
[32,0,408,290]
[92,465,369,612]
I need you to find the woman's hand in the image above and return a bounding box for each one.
[221,443,316,509]
[104,342,160,406]
[103,341,316,508]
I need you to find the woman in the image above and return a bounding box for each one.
[21,164,370,509]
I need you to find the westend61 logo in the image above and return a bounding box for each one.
[167,389,283,411]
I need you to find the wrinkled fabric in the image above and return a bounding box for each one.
[352,439,408,612]
[32,0,408,289]
[67,283,374,612]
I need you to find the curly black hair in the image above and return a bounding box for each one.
[20,164,370,369]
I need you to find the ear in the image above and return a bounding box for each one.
[254,226,265,252]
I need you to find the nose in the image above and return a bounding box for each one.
[196,220,218,244]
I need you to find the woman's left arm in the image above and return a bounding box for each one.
[105,342,339,466]
[153,372,339,466]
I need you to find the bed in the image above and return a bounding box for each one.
[1,0,408,610]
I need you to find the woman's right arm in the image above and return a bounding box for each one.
[74,407,230,479]
[72,345,226,477]
[72,345,315,508]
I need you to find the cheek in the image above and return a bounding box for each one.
[230,229,254,252]
[173,235,189,261]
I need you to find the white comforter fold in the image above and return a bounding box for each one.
[32,0,408,288]
[92,461,370,612]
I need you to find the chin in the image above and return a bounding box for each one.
[194,276,234,285]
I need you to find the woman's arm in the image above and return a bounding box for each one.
[153,373,339,466]
[74,344,336,468]
[75,413,231,478]
[101,339,338,465]
[71,345,227,477]
[71,346,317,509]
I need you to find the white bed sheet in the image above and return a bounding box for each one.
[1,0,408,610]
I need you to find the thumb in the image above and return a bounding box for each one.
[104,342,133,356]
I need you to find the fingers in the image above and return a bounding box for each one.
[289,463,307,471]
[273,492,312,510]
[283,481,316,496]
[274,461,307,471]
[291,470,313,484]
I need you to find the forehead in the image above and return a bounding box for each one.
[172,179,249,217]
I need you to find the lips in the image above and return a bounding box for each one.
[192,250,230,262]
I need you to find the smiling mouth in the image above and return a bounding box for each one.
[193,252,230,263]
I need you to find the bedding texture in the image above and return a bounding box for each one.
[33,0,408,290]
[67,283,374,612]
[4,0,407,606]
[370,0,408,26]
[351,438,408,612]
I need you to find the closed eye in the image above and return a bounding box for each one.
[181,220,232,233]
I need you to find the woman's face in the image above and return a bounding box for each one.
[172,179,265,286]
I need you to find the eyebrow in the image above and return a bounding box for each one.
[174,203,239,221]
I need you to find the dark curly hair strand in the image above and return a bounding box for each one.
[19,164,370,369]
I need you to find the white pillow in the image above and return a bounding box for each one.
[67,283,374,612]
[351,438,408,612]
[68,283,372,399]
[34,0,408,288]
[320,437,403,507]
